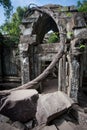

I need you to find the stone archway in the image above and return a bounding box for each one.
[19,5,64,85]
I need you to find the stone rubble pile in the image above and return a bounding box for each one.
[0,89,87,130]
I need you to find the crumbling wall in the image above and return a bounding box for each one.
[19,4,87,102]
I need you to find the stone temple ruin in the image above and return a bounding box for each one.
[0,4,87,130]
[19,4,87,102]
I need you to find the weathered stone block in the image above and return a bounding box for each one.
[0,89,39,122]
[36,91,74,125]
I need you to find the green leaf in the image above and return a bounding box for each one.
[67,31,73,39]
[47,32,59,43]
[79,44,86,49]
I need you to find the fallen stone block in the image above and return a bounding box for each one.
[36,91,74,125]
[0,89,39,122]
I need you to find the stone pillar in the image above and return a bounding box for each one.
[62,54,66,93]
[19,43,30,84]
[68,55,80,102]
[58,58,63,91]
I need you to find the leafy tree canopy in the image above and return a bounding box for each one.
[77,0,87,12]
[0,6,27,44]
[0,0,13,18]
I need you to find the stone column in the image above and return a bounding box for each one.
[19,43,30,84]
[62,54,66,93]
[71,57,79,102]
[58,58,63,91]
[68,55,80,102]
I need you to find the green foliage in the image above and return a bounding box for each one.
[77,0,87,12]
[79,43,86,49]
[47,32,59,43]
[0,6,27,44]
[67,31,74,39]
[66,12,72,17]
[0,0,13,18]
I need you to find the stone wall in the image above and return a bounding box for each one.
[19,4,87,102]
[0,40,21,89]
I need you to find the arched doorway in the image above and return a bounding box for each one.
[29,12,60,93]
